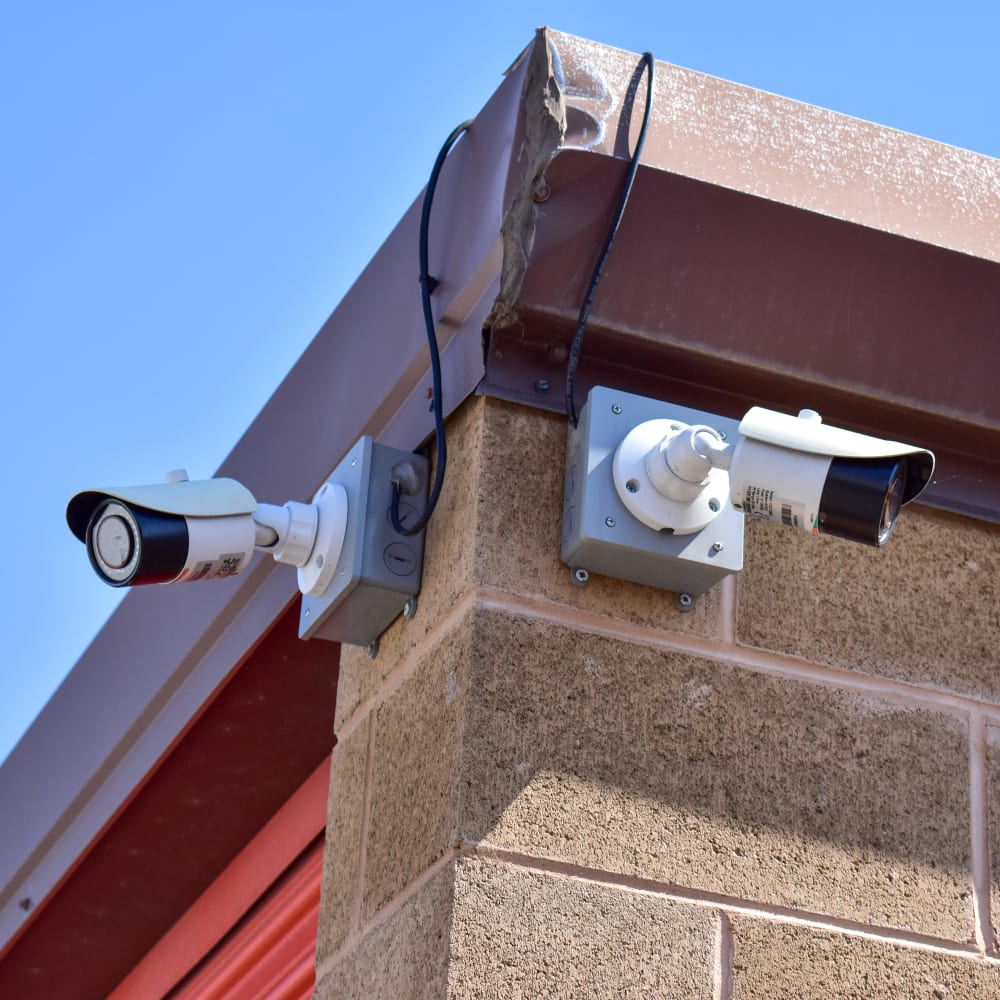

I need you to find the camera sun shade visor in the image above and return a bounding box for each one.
[67,478,258,587]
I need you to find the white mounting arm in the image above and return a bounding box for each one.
[252,484,349,596]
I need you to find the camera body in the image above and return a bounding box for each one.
[66,476,259,587]
[728,406,934,547]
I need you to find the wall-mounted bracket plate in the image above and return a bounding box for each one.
[299,437,428,646]
[561,387,744,598]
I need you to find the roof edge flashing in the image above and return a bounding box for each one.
[541,29,1000,264]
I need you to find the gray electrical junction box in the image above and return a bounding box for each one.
[299,436,428,646]
[561,386,744,598]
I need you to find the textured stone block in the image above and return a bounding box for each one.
[731,917,1000,998]
[314,723,368,963]
[989,724,1000,952]
[460,607,973,939]
[314,864,455,1000]
[361,621,471,920]
[738,507,1000,701]
[333,643,379,738]
[448,857,716,998]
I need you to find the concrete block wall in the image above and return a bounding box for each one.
[313,395,1000,999]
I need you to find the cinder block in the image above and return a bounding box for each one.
[730,916,1000,998]
[460,607,973,939]
[989,725,1000,952]
[314,723,368,963]
[332,643,379,738]
[361,620,472,920]
[313,863,455,1000]
[448,856,716,998]
[738,507,1000,702]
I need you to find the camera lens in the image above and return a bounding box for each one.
[89,502,141,583]
[877,462,908,546]
[93,511,134,569]
[818,457,908,547]
[86,500,188,586]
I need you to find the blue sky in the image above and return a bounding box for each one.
[2,2,997,765]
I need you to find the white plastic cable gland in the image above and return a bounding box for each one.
[613,418,729,534]
[297,482,349,597]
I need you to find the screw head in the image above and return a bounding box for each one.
[403,597,418,620]
[675,592,695,612]
[712,541,724,553]
[611,404,622,414]
[605,516,616,528]
[534,379,550,392]
[571,567,590,587]
[366,639,380,661]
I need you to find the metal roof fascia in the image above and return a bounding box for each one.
[0,49,526,957]
[540,28,1000,264]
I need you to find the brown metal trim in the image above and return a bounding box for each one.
[0,608,333,1000]
[543,29,1000,264]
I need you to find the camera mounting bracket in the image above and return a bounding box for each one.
[561,387,744,600]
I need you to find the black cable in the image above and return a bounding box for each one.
[391,119,474,537]
[565,51,655,427]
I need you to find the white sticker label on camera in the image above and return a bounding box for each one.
[743,484,808,530]
[778,501,805,529]
[743,484,775,519]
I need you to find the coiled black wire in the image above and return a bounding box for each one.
[390,119,473,537]
[565,51,655,427]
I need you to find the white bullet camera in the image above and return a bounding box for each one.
[66,468,349,593]
[615,404,934,547]
[66,473,264,587]
[727,406,933,546]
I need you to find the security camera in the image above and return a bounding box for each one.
[562,387,936,606]
[67,440,431,647]
[65,469,345,590]
[726,406,933,546]
[66,472,262,587]
[613,404,934,547]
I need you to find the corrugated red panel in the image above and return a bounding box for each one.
[167,840,322,1000]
